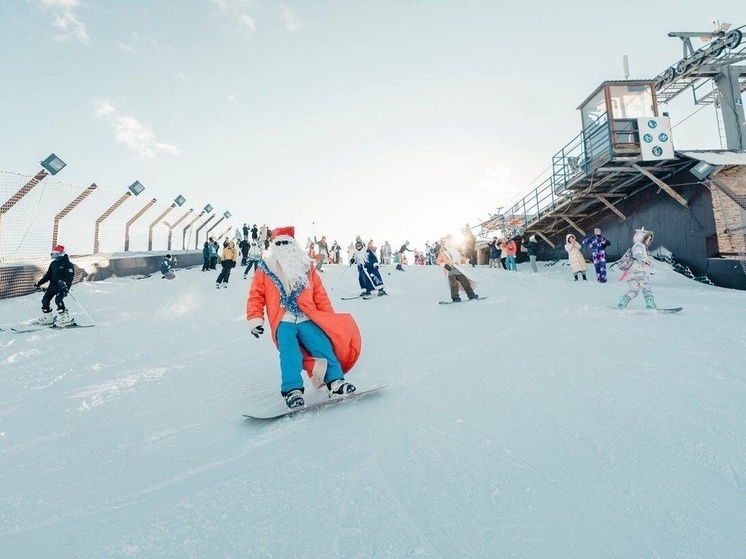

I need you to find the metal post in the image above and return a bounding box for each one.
[182,210,205,250]
[52,183,98,249]
[195,214,216,248]
[94,192,131,254]
[124,198,158,251]
[715,66,746,150]
[167,208,193,251]
[206,216,226,240]
[147,203,176,251]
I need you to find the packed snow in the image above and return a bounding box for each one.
[1,258,745,558]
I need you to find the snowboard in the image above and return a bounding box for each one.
[608,307,682,314]
[243,381,387,420]
[439,296,489,305]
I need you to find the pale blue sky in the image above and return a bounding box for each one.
[2,1,744,250]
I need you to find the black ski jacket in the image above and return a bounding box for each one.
[37,254,75,293]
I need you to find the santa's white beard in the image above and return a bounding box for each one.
[353,248,368,264]
[263,242,312,293]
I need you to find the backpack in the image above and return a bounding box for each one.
[616,248,634,271]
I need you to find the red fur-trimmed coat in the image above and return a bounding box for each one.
[246,264,361,387]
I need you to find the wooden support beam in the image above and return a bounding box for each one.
[562,216,585,236]
[631,163,688,207]
[533,231,555,248]
[596,195,627,220]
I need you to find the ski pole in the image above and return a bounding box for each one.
[329,263,351,290]
[67,290,96,326]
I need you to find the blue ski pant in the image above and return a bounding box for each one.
[505,255,516,270]
[276,320,343,393]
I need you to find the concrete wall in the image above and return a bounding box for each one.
[0,251,204,300]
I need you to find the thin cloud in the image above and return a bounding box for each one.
[94,101,180,159]
[117,41,137,54]
[211,0,257,32]
[279,5,300,31]
[33,0,90,45]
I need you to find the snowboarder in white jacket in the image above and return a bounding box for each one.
[618,228,656,309]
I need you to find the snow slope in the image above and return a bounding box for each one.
[1,260,745,559]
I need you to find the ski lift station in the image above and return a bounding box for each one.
[478,23,746,289]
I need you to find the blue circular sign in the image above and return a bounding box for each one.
[658,133,669,142]
[648,120,658,129]
[652,146,663,157]
[643,134,654,143]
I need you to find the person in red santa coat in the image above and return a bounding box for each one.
[246,226,362,409]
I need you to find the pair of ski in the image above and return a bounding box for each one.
[341,293,385,300]
[4,319,95,333]
[243,381,386,420]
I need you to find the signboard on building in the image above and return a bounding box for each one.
[638,117,674,161]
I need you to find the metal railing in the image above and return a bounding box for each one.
[493,112,620,233]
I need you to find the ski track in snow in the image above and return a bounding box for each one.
[0,262,745,558]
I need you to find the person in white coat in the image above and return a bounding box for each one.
[564,234,587,281]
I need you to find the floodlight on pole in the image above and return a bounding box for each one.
[40,153,66,175]
[206,210,229,240]
[94,180,143,254]
[1,153,66,218]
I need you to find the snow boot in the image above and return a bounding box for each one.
[283,389,305,409]
[645,295,657,310]
[468,294,479,300]
[617,294,631,309]
[222,283,228,288]
[55,310,74,327]
[327,379,356,397]
[215,283,221,289]
[378,289,387,297]
[452,296,462,302]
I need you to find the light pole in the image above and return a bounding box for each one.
[1,154,66,260]
[207,211,231,241]
[194,204,215,248]
[93,181,144,254]
[52,183,98,250]
[147,195,183,251]
[124,197,158,252]
[182,209,206,250]
[166,205,193,251]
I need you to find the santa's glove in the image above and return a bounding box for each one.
[444,264,452,271]
[251,325,264,338]
[373,263,379,269]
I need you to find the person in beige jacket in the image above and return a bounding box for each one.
[216,240,238,288]
[564,234,587,281]
[435,242,479,302]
